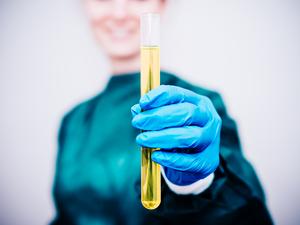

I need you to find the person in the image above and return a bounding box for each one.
[51,0,273,224]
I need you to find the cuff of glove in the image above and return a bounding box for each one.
[161,167,214,195]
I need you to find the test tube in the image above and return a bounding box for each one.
[140,13,161,210]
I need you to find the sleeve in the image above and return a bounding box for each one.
[49,113,73,225]
[143,88,273,225]
[161,168,215,195]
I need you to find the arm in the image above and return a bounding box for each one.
[131,85,273,225]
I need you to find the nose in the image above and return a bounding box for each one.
[112,0,128,20]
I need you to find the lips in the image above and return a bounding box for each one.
[110,29,131,40]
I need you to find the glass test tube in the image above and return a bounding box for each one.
[140,13,161,210]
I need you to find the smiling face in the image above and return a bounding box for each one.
[84,0,166,60]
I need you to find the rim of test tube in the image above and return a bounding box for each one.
[140,13,160,47]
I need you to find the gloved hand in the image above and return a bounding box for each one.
[131,85,222,186]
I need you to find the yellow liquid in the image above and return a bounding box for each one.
[140,46,161,210]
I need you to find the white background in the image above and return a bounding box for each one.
[1,0,299,224]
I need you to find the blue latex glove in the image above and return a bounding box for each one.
[131,85,222,186]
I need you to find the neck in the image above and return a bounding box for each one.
[110,54,140,75]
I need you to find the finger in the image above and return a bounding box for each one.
[136,125,216,150]
[152,151,204,173]
[132,102,210,130]
[151,140,219,174]
[131,104,141,117]
[140,85,202,110]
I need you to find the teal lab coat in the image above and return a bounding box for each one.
[51,71,273,225]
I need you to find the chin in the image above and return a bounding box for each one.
[109,51,139,60]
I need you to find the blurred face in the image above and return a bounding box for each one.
[84,0,166,60]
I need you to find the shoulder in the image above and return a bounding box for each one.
[58,93,102,146]
[64,93,101,125]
